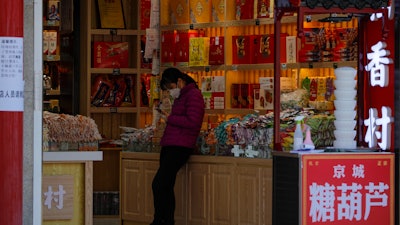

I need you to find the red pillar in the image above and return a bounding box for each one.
[0,1,24,224]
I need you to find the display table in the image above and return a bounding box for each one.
[272,150,394,225]
[120,152,273,225]
[42,151,103,225]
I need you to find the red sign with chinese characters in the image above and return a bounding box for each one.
[301,153,394,225]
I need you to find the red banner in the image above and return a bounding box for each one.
[301,153,394,225]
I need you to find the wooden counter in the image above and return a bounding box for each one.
[43,151,103,225]
[120,152,272,225]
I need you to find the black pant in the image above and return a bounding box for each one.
[151,146,192,225]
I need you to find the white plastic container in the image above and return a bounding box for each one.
[334,130,357,140]
[334,66,357,80]
[334,110,357,120]
[334,120,356,130]
[333,140,357,149]
[334,100,357,110]
[334,90,357,100]
[334,80,357,90]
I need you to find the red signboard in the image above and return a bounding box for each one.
[301,153,394,225]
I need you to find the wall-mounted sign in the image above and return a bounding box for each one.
[362,6,395,151]
[42,175,74,220]
[0,37,24,112]
[301,153,394,225]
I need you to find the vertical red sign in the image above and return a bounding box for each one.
[0,1,24,225]
[301,153,394,225]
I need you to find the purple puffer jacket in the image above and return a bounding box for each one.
[160,83,205,149]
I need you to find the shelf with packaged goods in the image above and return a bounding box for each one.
[83,0,149,142]
[161,61,358,72]
[158,9,360,125]
[159,14,340,31]
[160,16,298,31]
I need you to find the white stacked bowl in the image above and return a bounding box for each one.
[333,67,357,149]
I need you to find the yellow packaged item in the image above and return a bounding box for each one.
[150,75,161,107]
[317,77,326,101]
[189,37,210,66]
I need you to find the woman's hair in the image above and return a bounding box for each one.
[160,67,198,90]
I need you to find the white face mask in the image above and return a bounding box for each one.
[169,88,181,99]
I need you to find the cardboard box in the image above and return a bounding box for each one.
[202,76,225,109]
[47,0,61,21]
[255,0,273,18]
[170,0,190,24]
[231,83,240,108]
[93,42,129,68]
[247,83,259,109]
[190,0,212,23]
[203,92,225,109]
[235,0,254,20]
[140,0,151,29]
[189,37,210,66]
[232,35,256,64]
[201,76,225,92]
[285,36,299,63]
[43,31,50,55]
[209,36,224,65]
[161,30,176,66]
[48,30,58,55]
[254,77,273,110]
[175,30,199,66]
[239,83,249,108]
[211,0,224,21]
[254,88,273,110]
[255,34,299,64]
[255,34,274,64]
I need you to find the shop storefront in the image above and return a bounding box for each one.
[3,0,399,224]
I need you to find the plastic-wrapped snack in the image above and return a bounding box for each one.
[280,89,309,110]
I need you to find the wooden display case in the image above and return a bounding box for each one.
[120,152,273,225]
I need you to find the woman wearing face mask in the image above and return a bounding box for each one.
[151,67,205,225]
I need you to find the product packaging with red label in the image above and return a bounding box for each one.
[209,36,224,65]
[203,92,225,109]
[175,29,199,66]
[256,0,273,18]
[232,35,256,64]
[256,34,292,64]
[140,0,151,29]
[161,30,176,66]
[231,83,240,108]
[93,42,129,68]
[235,0,254,20]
